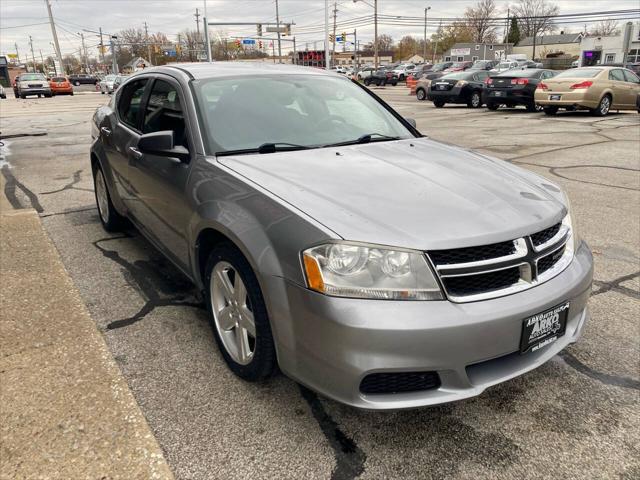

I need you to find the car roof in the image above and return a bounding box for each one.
[153,62,341,80]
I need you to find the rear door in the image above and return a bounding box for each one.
[608,69,632,107]
[126,75,195,270]
[621,69,640,107]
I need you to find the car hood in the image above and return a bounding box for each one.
[217,138,566,250]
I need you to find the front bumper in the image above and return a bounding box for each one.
[20,87,51,96]
[264,241,593,410]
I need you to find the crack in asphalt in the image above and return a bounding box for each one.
[591,271,640,300]
[39,206,98,218]
[1,165,44,213]
[0,132,47,140]
[40,169,93,194]
[299,386,366,480]
[92,235,203,331]
[558,351,640,391]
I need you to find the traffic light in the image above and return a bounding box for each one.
[235,39,242,49]
[258,40,263,49]
[284,24,291,35]
[329,34,335,42]
[257,23,262,36]
[341,32,346,42]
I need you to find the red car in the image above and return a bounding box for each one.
[49,76,74,96]
[444,61,473,73]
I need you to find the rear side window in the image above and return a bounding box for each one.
[609,69,625,81]
[118,79,148,130]
[622,69,640,83]
[143,79,188,148]
[52,77,66,82]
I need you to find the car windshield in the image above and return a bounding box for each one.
[555,68,602,78]
[194,74,414,154]
[450,63,466,68]
[21,74,46,81]
[498,62,513,69]
[497,70,538,77]
[432,63,449,71]
[52,77,66,82]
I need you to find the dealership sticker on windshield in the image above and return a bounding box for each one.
[520,302,569,354]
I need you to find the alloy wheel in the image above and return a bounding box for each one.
[95,169,110,224]
[600,96,610,115]
[471,93,480,107]
[210,262,256,365]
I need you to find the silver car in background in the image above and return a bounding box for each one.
[90,63,593,410]
[16,73,52,98]
[99,74,117,94]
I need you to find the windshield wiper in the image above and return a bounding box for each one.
[322,133,401,148]
[216,142,313,156]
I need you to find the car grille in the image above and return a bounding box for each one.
[360,372,441,395]
[531,222,561,248]
[444,266,522,297]
[427,222,571,302]
[429,240,516,265]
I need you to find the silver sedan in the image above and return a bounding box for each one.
[90,63,593,409]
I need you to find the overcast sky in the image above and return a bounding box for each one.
[1,0,639,59]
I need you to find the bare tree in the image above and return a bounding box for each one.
[590,19,619,37]
[464,0,498,43]
[512,0,559,39]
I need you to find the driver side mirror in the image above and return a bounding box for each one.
[137,131,190,162]
[405,117,417,129]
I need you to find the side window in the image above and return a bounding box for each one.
[142,79,188,148]
[609,69,625,81]
[622,69,640,84]
[118,79,148,130]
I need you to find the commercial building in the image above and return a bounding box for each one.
[441,43,514,62]
[511,33,583,60]
[579,22,640,66]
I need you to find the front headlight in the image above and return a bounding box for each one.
[302,242,443,300]
[562,203,581,258]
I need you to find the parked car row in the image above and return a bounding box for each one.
[411,66,640,116]
[98,74,129,94]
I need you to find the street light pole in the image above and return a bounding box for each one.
[423,6,431,61]
[203,0,212,62]
[374,0,378,68]
[324,0,330,69]
[275,0,282,63]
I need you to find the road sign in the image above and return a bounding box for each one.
[164,50,177,57]
[242,39,256,45]
[266,26,287,33]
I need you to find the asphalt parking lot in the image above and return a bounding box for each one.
[1,85,638,480]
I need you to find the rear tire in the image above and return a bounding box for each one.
[433,100,445,108]
[94,166,126,232]
[416,88,426,101]
[467,91,482,108]
[591,95,611,117]
[543,106,558,116]
[364,78,371,86]
[204,243,277,382]
[486,102,499,111]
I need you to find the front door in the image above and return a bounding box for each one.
[126,76,194,271]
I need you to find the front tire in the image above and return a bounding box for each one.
[433,99,445,108]
[94,166,125,232]
[486,102,499,111]
[205,244,277,381]
[416,88,426,101]
[591,95,611,117]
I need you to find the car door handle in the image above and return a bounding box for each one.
[100,127,111,136]
[128,146,143,160]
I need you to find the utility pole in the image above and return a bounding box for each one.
[432,18,442,63]
[29,36,37,73]
[331,2,338,67]
[45,0,64,76]
[275,0,282,63]
[39,49,45,73]
[177,33,182,61]
[110,35,118,74]
[99,27,106,66]
[324,0,329,69]
[144,21,152,64]
[14,43,20,64]
[373,0,378,68]
[78,32,88,72]
[423,6,430,61]
[293,36,297,65]
[203,0,212,62]
[353,29,357,68]
[195,8,201,37]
